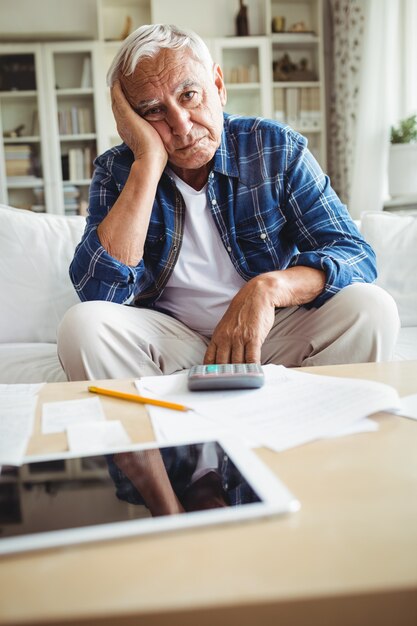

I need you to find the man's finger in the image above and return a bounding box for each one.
[244,339,262,364]
[214,344,232,364]
[203,342,217,364]
[231,341,245,364]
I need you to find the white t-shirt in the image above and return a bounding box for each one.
[156,171,246,336]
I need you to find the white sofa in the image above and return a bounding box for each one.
[0,205,416,384]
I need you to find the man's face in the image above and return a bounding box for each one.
[121,48,226,172]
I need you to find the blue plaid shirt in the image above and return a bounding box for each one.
[70,114,376,309]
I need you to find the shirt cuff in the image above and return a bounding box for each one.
[73,227,138,284]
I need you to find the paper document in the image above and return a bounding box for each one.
[0,384,42,465]
[41,397,105,434]
[392,393,417,421]
[136,365,400,452]
[66,420,131,453]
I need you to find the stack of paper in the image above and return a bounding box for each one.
[0,384,43,465]
[136,365,401,452]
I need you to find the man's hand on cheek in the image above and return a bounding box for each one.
[111,80,168,170]
[203,275,277,365]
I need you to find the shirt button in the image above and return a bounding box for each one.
[209,172,214,179]
[227,246,232,252]
[260,233,267,240]
[211,198,217,206]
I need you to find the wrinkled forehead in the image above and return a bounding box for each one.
[121,48,213,104]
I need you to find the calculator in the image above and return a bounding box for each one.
[188,363,265,391]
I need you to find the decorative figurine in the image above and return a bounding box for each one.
[272,16,286,33]
[120,15,133,40]
[3,123,25,138]
[236,0,249,36]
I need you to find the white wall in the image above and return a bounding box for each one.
[0,0,98,40]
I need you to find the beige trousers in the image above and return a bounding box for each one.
[57,283,400,381]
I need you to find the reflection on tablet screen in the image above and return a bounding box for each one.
[0,442,261,539]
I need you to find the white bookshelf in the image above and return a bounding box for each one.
[265,0,327,167]
[212,36,272,119]
[0,43,54,212]
[0,0,327,214]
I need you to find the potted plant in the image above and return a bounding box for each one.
[388,114,417,197]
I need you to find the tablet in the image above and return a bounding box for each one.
[0,438,299,555]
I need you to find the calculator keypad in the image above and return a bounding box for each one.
[188,363,264,390]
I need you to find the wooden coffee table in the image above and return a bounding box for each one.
[1,361,417,626]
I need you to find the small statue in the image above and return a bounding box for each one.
[236,0,249,36]
[120,15,133,40]
[289,21,308,32]
[3,124,25,138]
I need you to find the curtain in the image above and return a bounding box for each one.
[326,0,417,218]
[325,0,366,207]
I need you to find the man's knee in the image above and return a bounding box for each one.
[331,283,400,361]
[337,283,399,331]
[58,301,105,353]
[57,301,115,379]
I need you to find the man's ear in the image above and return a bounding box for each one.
[213,64,227,107]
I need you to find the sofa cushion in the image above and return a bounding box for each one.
[395,327,417,361]
[0,205,85,343]
[0,343,67,383]
[360,211,417,327]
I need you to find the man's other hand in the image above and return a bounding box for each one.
[204,274,277,365]
[203,267,326,365]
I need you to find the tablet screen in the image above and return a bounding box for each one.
[0,440,298,554]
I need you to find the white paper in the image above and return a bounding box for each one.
[42,397,106,434]
[0,385,41,465]
[66,420,131,453]
[393,393,417,421]
[136,365,399,452]
[322,417,378,438]
[0,383,44,396]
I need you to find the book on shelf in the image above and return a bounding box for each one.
[226,64,258,84]
[80,56,92,89]
[63,184,80,214]
[285,88,299,127]
[58,107,93,135]
[299,87,321,129]
[67,146,94,180]
[274,87,321,129]
[4,144,33,176]
[31,109,40,136]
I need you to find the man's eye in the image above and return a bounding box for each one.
[142,107,164,120]
[182,91,197,103]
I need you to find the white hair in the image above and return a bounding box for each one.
[106,24,214,86]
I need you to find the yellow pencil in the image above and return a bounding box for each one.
[88,385,191,412]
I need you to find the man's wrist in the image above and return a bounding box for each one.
[253,267,326,308]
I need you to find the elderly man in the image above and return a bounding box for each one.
[58,24,399,381]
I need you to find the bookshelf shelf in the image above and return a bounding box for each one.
[59,133,96,141]
[226,83,261,90]
[3,135,41,143]
[271,34,320,45]
[55,88,94,96]
[64,178,91,186]
[273,81,321,88]
[0,90,38,98]
[7,177,44,189]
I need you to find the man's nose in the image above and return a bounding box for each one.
[166,106,193,136]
